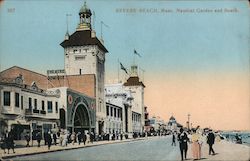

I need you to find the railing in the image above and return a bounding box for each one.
[40,110,46,114]
[25,109,32,115]
[33,109,39,114]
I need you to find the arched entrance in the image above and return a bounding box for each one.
[73,103,90,133]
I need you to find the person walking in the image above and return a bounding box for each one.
[191,128,202,160]
[6,131,15,154]
[47,131,52,150]
[178,128,189,161]
[71,132,76,145]
[59,131,63,146]
[172,132,176,146]
[53,133,57,145]
[207,129,216,155]
[0,132,7,154]
[90,132,94,144]
[36,131,42,147]
[82,132,87,145]
[25,132,30,147]
[86,132,90,144]
[77,132,81,145]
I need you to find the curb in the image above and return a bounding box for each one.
[1,138,147,160]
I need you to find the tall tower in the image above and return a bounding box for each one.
[60,2,108,134]
[123,65,145,133]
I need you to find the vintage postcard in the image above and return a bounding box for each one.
[0,0,249,160]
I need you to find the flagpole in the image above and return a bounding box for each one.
[118,58,120,83]
[133,49,136,66]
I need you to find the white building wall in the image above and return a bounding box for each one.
[124,85,145,132]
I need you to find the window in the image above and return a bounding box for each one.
[110,107,113,117]
[42,101,45,110]
[117,109,120,118]
[114,108,117,117]
[34,99,37,109]
[47,101,53,113]
[29,98,32,109]
[15,93,20,107]
[3,91,10,106]
[55,102,58,113]
[75,56,85,60]
[21,96,23,110]
[106,106,109,116]
[79,69,82,75]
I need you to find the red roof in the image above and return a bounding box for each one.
[60,30,108,53]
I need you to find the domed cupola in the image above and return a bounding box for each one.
[77,1,92,31]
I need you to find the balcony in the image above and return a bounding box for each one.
[25,109,32,115]
[40,110,46,115]
[33,109,39,114]
[25,109,46,116]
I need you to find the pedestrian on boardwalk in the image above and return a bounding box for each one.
[90,132,94,143]
[47,131,52,150]
[207,129,216,155]
[172,132,176,146]
[191,127,202,160]
[77,132,81,145]
[59,132,63,146]
[0,132,7,153]
[86,132,90,143]
[83,132,87,145]
[36,131,42,147]
[25,132,30,147]
[71,132,76,145]
[6,131,15,154]
[43,131,47,145]
[53,132,57,145]
[178,128,189,161]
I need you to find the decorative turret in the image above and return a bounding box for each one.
[77,2,92,31]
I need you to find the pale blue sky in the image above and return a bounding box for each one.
[0,0,249,78]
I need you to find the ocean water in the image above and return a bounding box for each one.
[221,131,250,147]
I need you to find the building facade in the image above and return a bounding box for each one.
[0,74,60,139]
[60,2,108,135]
[123,65,145,133]
[105,83,133,136]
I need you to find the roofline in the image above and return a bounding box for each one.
[106,102,123,109]
[0,66,47,77]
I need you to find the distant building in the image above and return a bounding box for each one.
[149,116,165,133]
[167,116,183,132]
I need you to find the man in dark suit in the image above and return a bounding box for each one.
[207,129,216,155]
[178,128,189,161]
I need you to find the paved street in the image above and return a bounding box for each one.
[12,136,180,161]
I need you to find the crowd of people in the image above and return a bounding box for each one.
[172,126,219,161]
[0,129,143,153]
[0,130,15,154]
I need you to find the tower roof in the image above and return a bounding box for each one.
[169,116,176,120]
[79,2,92,17]
[123,76,145,88]
[60,30,108,53]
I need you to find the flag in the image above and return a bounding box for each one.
[120,62,128,74]
[134,49,141,57]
